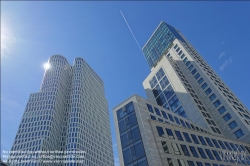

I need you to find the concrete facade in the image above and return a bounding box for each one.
[113,95,250,166]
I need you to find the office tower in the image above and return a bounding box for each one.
[113,95,250,166]
[9,55,114,166]
[113,21,250,166]
[142,21,250,143]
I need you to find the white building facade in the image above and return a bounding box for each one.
[9,55,114,166]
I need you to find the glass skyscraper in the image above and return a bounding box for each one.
[114,21,250,166]
[8,55,114,166]
[142,21,186,69]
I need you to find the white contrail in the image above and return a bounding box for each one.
[120,10,144,55]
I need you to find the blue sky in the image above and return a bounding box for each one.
[1,2,250,165]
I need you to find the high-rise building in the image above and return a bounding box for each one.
[113,21,250,166]
[114,95,250,166]
[142,21,250,143]
[9,55,114,166]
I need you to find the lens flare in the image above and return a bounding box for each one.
[44,63,50,69]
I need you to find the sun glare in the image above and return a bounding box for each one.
[44,63,50,69]
[1,20,16,56]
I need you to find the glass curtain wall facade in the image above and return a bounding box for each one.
[142,21,186,69]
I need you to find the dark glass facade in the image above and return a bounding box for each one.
[149,67,188,118]
[142,22,186,68]
[117,102,148,166]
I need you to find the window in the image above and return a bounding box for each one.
[187,161,195,166]
[160,76,169,90]
[177,159,186,166]
[161,110,168,119]
[198,78,204,84]
[185,122,191,129]
[126,102,134,113]
[167,158,175,166]
[150,115,156,120]
[156,126,164,137]
[168,114,174,122]
[158,118,163,122]
[198,136,207,146]
[196,162,203,166]
[122,140,145,165]
[194,73,200,79]
[172,143,181,155]
[183,57,188,63]
[229,143,237,151]
[118,113,137,132]
[218,140,226,149]
[181,144,190,156]
[234,129,245,138]
[161,141,170,153]
[183,132,192,142]
[209,94,216,101]
[213,100,221,107]
[156,68,165,80]
[163,102,170,110]
[189,146,199,158]
[176,47,180,52]
[156,94,166,106]
[205,88,212,95]
[201,83,208,89]
[164,85,174,100]
[205,149,215,160]
[228,121,238,129]
[212,139,220,148]
[205,137,214,147]
[190,124,195,130]
[175,130,184,141]
[174,116,181,125]
[191,69,197,75]
[154,107,161,116]
[153,84,161,97]
[147,104,154,113]
[174,44,178,49]
[175,106,187,118]
[223,113,232,121]
[117,108,127,120]
[215,128,220,134]
[180,119,186,128]
[218,106,226,114]
[212,150,222,161]
[223,141,232,150]
[186,61,191,66]
[120,126,141,148]
[169,95,181,111]
[188,65,194,71]
[197,147,207,159]
[244,146,250,153]
[149,76,157,88]
[191,134,199,144]
[166,128,175,139]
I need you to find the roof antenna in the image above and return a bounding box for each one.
[120,10,145,56]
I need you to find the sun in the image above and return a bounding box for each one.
[44,63,50,69]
